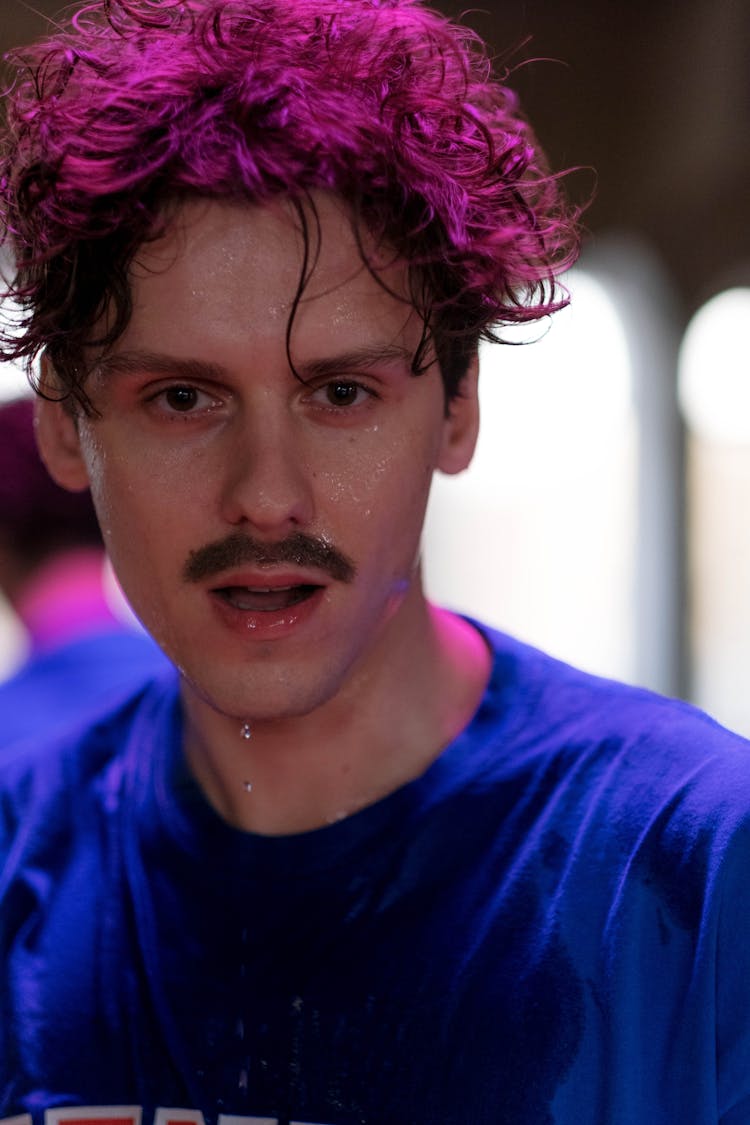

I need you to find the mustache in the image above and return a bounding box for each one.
[182,531,356,585]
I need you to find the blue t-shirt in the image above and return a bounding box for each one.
[1,624,749,1125]
[0,626,170,750]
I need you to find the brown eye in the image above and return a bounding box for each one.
[164,386,199,411]
[326,381,360,406]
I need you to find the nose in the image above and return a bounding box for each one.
[218,404,314,534]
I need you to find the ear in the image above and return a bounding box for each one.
[436,351,480,476]
[34,359,91,492]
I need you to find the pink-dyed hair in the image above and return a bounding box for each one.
[0,0,582,409]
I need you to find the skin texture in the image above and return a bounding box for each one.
[37,193,490,833]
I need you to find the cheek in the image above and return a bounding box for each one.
[315,440,436,578]
[80,424,199,536]
[82,459,174,589]
[315,457,433,529]
[318,420,439,506]
[77,449,118,547]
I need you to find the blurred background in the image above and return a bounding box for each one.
[1,0,749,729]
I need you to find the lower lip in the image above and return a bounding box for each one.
[208,586,326,640]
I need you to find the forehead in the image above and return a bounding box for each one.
[123,193,416,358]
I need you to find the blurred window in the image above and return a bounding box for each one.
[678,286,750,735]
[423,267,640,683]
[424,241,683,695]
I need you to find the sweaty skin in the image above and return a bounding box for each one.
[37,193,490,834]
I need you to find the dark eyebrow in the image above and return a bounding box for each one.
[90,351,226,385]
[298,343,415,380]
[89,343,414,386]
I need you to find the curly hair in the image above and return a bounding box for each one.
[0,0,582,410]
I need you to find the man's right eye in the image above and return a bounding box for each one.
[163,385,199,412]
[145,381,222,419]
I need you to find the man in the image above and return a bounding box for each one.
[0,2,748,1123]
[0,396,168,747]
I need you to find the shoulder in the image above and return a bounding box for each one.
[468,626,750,1116]
[480,619,749,750]
[0,627,171,750]
[0,669,177,858]
[471,622,750,928]
[473,620,750,828]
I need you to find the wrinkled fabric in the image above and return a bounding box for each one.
[1,624,749,1124]
[0,626,170,751]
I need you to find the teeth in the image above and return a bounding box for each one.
[216,584,317,612]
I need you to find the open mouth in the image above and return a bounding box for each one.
[214,584,322,612]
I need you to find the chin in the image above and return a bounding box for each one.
[181,665,343,726]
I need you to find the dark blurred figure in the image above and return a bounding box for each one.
[0,396,168,748]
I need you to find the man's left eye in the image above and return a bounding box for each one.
[322,381,366,407]
[163,385,200,412]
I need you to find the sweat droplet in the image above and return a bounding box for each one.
[240,723,252,740]
[242,780,253,793]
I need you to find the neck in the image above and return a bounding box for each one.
[181,599,491,835]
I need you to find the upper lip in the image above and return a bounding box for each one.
[208,568,328,591]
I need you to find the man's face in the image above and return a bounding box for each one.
[41,195,478,723]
